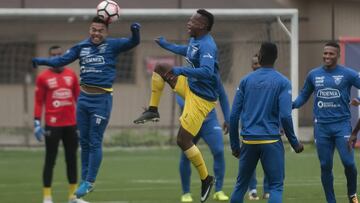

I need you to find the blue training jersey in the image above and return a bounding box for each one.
[293,65,360,124]
[229,68,299,150]
[176,80,230,124]
[33,30,140,89]
[157,34,220,101]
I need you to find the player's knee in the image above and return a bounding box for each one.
[176,136,193,150]
[212,148,224,159]
[177,127,195,150]
[45,159,57,169]
[343,161,357,170]
[176,136,185,149]
[79,138,88,146]
[213,152,224,162]
[320,161,332,171]
[90,144,102,153]
[154,63,172,75]
[65,155,77,165]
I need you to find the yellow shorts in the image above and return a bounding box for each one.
[174,76,216,136]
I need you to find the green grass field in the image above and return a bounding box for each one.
[1,144,359,203]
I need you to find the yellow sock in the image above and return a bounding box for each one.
[43,187,52,199]
[68,183,77,199]
[184,145,208,180]
[149,72,165,107]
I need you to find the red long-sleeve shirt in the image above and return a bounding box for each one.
[34,68,79,127]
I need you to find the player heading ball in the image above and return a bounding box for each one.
[32,16,141,199]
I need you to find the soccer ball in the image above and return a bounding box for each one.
[96,0,121,24]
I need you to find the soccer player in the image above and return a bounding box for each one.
[349,116,360,151]
[32,16,140,199]
[177,79,230,202]
[247,54,270,201]
[250,54,260,71]
[293,41,359,203]
[34,45,87,203]
[133,9,218,202]
[229,42,304,203]
[348,97,360,150]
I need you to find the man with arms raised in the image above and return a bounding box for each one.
[33,16,140,199]
[134,9,218,202]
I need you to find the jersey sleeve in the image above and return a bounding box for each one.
[229,80,244,151]
[112,28,140,54]
[349,68,360,89]
[279,80,300,148]
[172,43,216,79]
[157,40,187,56]
[34,44,80,68]
[72,71,80,101]
[218,81,230,123]
[34,74,46,120]
[292,72,314,109]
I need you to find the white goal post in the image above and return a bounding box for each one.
[0,8,299,137]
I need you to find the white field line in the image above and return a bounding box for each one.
[0,176,349,188]
[0,178,353,195]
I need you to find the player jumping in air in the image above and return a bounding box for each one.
[133,9,218,203]
[176,78,230,202]
[32,16,140,199]
[293,41,359,203]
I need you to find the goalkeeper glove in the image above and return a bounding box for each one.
[130,22,141,32]
[32,58,39,69]
[34,119,45,142]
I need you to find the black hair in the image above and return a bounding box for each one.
[48,45,61,53]
[197,9,214,31]
[92,16,109,28]
[324,41,340,51]
[259,42,278,66]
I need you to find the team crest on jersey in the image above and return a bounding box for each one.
[332,75,343,85]
[98,43,108,53]
[47,78,58,89]
[80,47,91,56]
[63,76,73,86]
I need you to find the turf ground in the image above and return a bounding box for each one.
[1,144,359,203]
